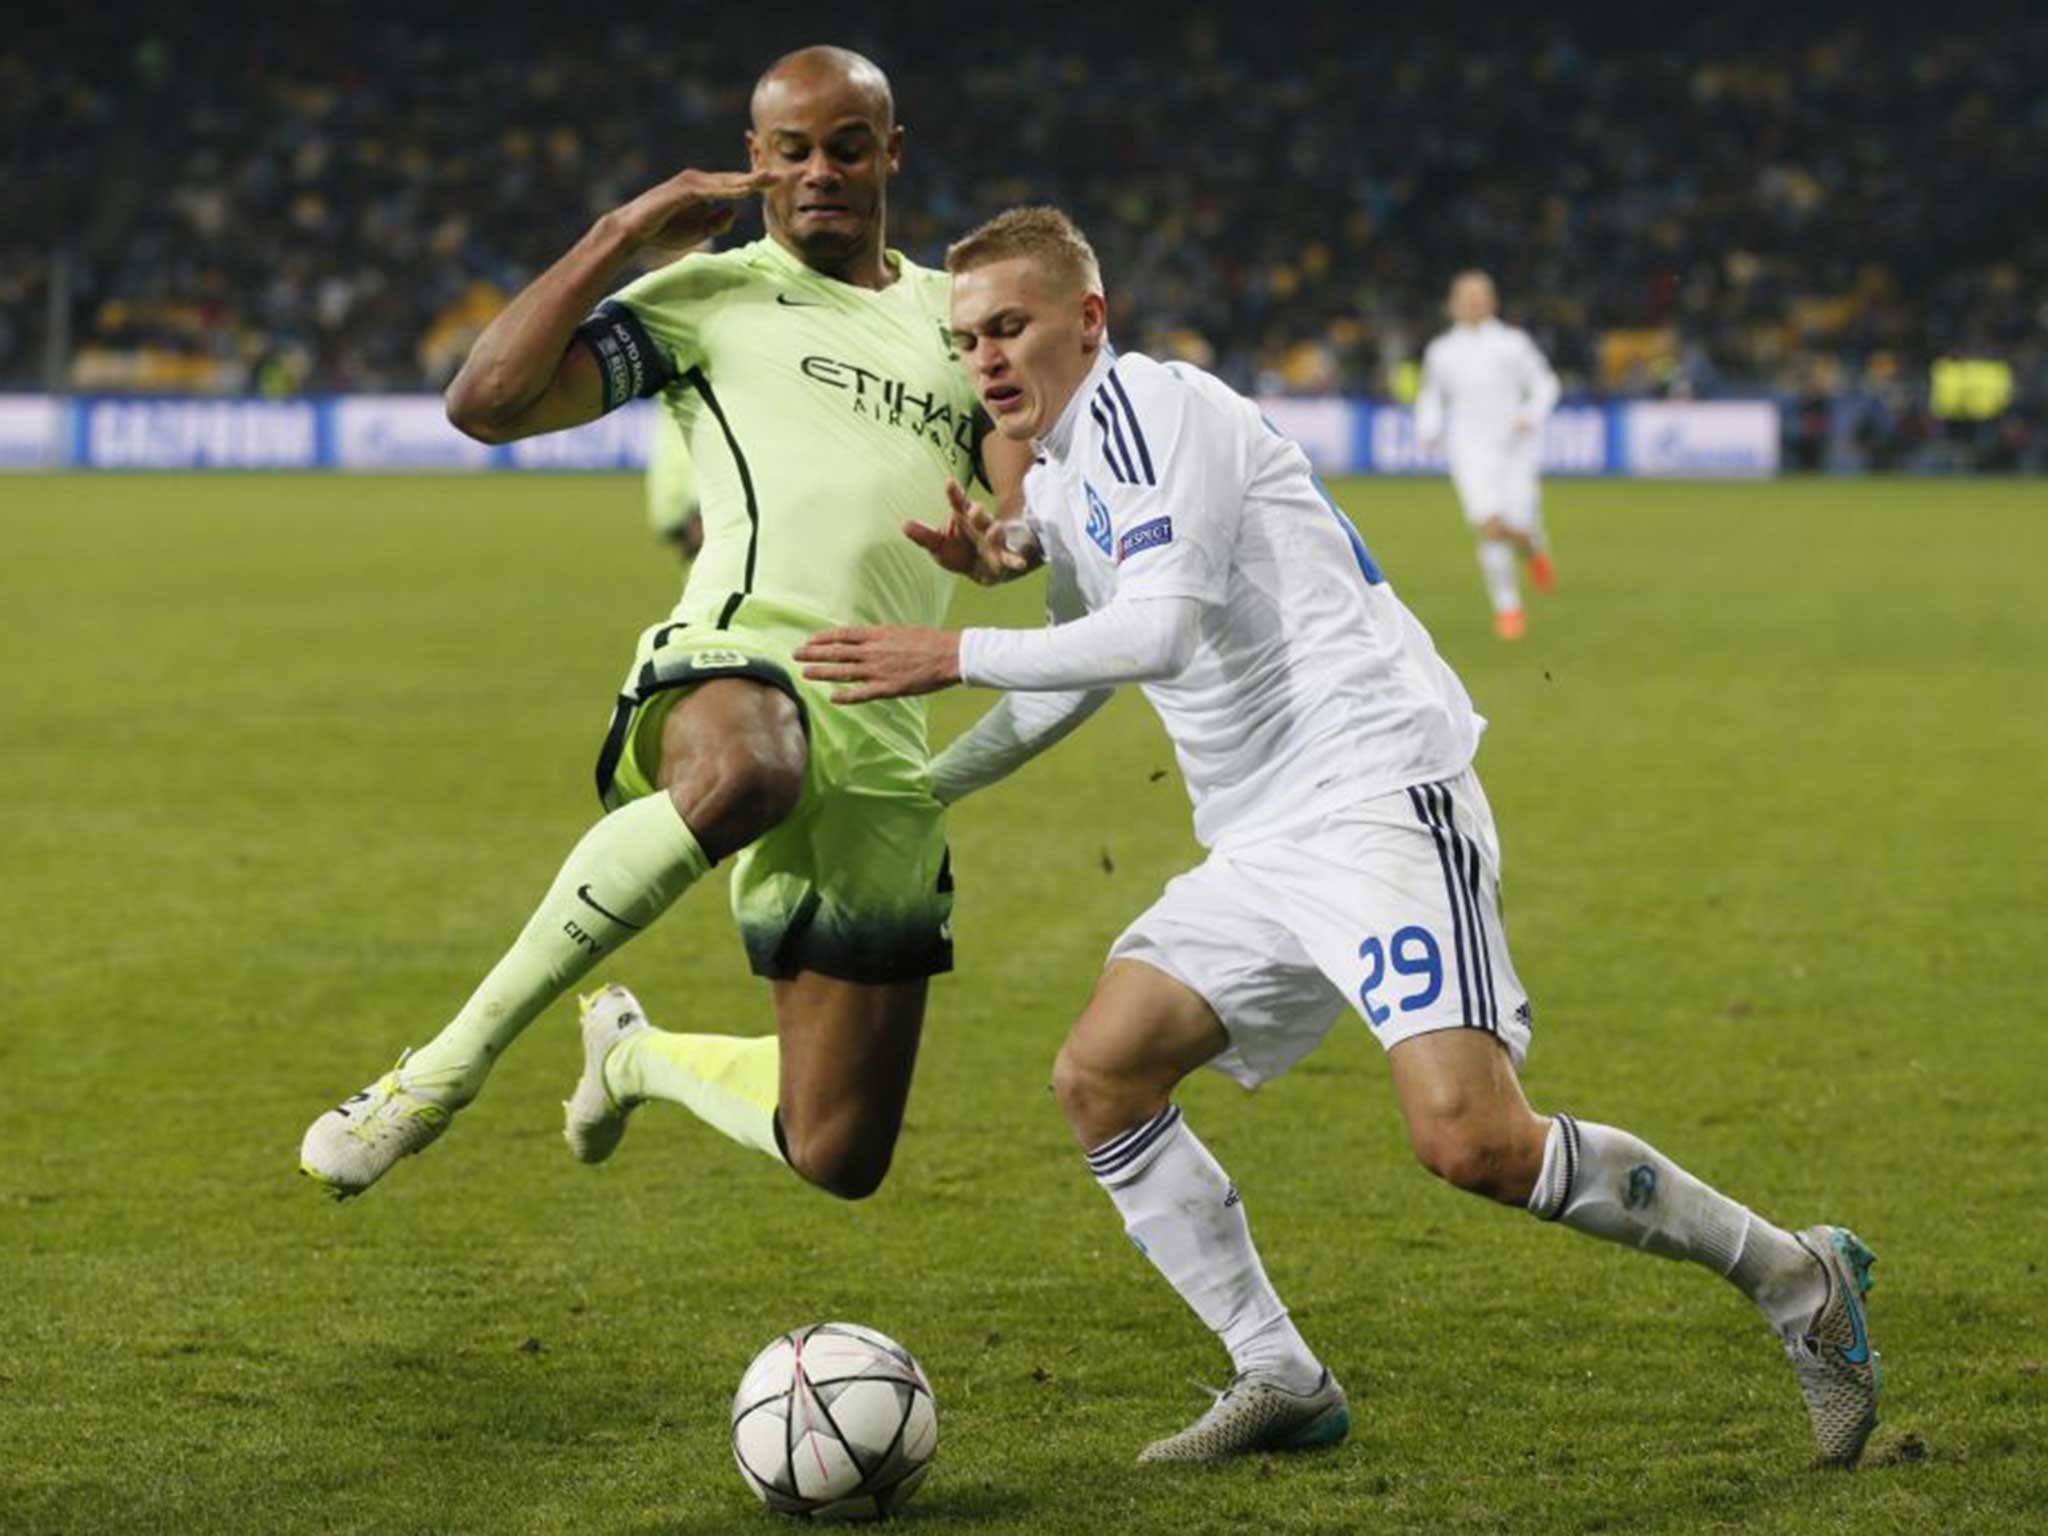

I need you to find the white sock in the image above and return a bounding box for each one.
[403,794,711,1101]
[1477,538,1521,614]
[1528,1114,1826,1331]
[1089,1106,1322,1393]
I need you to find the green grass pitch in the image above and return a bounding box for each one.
[2,472,2043,1534]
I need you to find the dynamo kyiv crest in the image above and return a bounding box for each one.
[1084,481,1113,556]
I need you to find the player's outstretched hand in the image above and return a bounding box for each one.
[795,626,963,705]
[608,167,780,256]
[903,479,1041,586]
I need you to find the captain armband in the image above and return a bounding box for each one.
[573,300,678,414]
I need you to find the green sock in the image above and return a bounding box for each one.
[605,1029,785,1162]
[404,794,711,1100]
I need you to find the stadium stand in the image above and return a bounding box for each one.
[5,7,2042,468]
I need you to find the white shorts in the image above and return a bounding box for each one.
[1108,767,1531,1088]
[1450,443,1541,531]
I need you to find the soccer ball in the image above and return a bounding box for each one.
[730,1322,938,1521]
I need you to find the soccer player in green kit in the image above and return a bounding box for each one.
[299,45,1032,1201]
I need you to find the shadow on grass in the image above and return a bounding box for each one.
[622,1477,1035,1534]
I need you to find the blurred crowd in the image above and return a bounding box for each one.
[5,6,2044,467]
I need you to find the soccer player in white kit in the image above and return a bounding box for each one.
[1415,271,1560,639]
[796,209,1882,1468]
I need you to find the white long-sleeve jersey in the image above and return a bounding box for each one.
[928,556,1115,806]
[1413,318,1560,460]
[949,347,1482,850]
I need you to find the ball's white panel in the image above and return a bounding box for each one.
[898,1388,939,1467]
[826,1377,911,1464]
[799,1330,893,1382]
[733,1336,796,1412]
[789,1427,863,1501]
[837,1324,930,1394]
[732,1402,792,1492]
[820,1321,907,1358]
[821,1323,925,1381]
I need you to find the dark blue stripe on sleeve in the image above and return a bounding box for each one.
[1089,399,1134,483]
[1106,369,1156,484]
[1094,387,1142,485]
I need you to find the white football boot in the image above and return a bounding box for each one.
[562,984,652,1164]
[299,1051,461,1200]
[1137,1368,1350,1464]
[1781,1225,1881,1466]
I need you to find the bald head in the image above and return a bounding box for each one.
[1449,270,1498,326]
[745,44,902,284]
[751,45,894,133]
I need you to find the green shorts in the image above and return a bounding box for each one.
[594,613,953,984]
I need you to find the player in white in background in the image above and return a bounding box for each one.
[1415,271,1560,639]
[795,208,1882,1468]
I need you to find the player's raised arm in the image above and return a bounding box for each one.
[444,167,775,443]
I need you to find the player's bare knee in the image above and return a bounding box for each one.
[1411,1115,1539,1205]
[785,1122,894,1202]
[811,1146,892,1204]
[1050,1040,1094,1117]
[1417,1114,1540,1212]
[1412,1125,1503,1199]
[1052,1041,1155,1147]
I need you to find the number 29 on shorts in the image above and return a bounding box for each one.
[1358,926,1443,1026]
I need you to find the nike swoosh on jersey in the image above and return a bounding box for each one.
[776,293,823,308]
[576,884,644,930]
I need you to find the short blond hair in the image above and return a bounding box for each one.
[945,206,1103,297]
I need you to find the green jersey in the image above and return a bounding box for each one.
[644,411,698,538]
[578,238,977,982]
[610,237,981,636]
